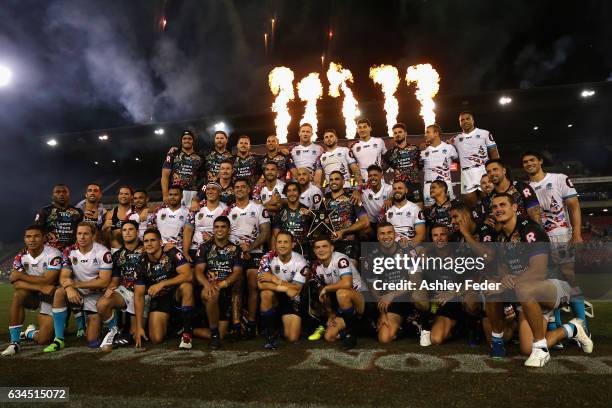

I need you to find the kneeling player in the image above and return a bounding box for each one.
[96,220,144,349]
[45,222,113,352]
[312,237,364,349]
[2,225,61,356]
[194,216,243,349]
[133,228,194,349]
[258,231,309,349]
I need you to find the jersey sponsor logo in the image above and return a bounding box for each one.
[103,252,112,264]
[179,215,184,221]
[72,256,78,264]
[232,213,238,220]
[338,257,350,269]
[526,232,537,243]
[250,211,256,217]
[198,213,204,220]
[356,146,361,152]
[161,214,167,220]
[313,194,321,204]
[300,266,308,277]
[489,133,494,142]
[175,251,184,261]
[418,211,425,221]
[322,156,327,161]
[388,212,393,218]
[459,137,464,142]
[312,150,317,155]
[566,177,575,188]
[523,188,532,197]
[296,150,301,156]
[262,209,270,219]
[546,183,553,190]
[50,256,62,267]
[23,262,29,271]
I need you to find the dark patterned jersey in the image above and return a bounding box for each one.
[362,244,417,295]
[490,180,540,219]
[34,204,84,250]
[135,247,187,290]
[162,149,204,191]
[323,191,366,239]
[383,144,421,184]
[272,204,313,242]
[472,196,491,225]
[261,152,295,180]
[234,153,263,184]
[422,246,462,296]
[425,200,453,231]
[450,223,497,280]
[112,244,145,291]
[204,150,234,180]
[195,241,242,282]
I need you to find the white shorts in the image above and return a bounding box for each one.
[182,190,198,208]
[461,166,487,194]
[542,279,571,318]
[423,179,454,206]
[24,293,53,316]
[76,290,102,313]
[549,233,575,265]
[115,285,135,315]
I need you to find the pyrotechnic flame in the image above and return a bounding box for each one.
[369,64,400,136]
[405,64,440,128]
[297,73,323,136]
[327,62,359,139]
[269,67,295,144]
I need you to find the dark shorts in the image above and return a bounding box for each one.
[149,287,179,314]
[218,287,233,321]
[406,182,423,203]
[243,254,263,270]
[276,293,301,316]
[435,302,464,322]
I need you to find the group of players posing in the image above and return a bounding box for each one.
[2,112,594,368]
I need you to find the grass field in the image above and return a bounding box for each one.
[1,283,612,408]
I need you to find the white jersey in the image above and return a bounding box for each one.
[127,210,149,240]
[189,203,228,250]
[317,146,356,188]
[314,251,363,290]
[350,137,387,181]
[362,182,393,222]
[258,180,286,203]
[13,245,62,277]
[450,127,496,169]
[385,201,425,240]
[258,251,308,285]
[299,183,323,210]
[420,142,458,183]
[148,205,192,246]
[62,242,112,290]
[227,201,270,253]
[291,143,323,173]
[529,173,578,236]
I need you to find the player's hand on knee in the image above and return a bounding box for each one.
[66,287,82,305]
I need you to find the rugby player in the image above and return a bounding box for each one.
[103,186,135,251]
[349,119,387,182]
[76,183,106,232]
[44,222,113,352]
[161,130,204,207]
[522,151,588,332]
[424,180,453,232]
[473,174,495,226]
[204,130,234,182]
[290,123,323,177]
[261,135,294,180]
[420,124,458,206]
[362,222,429,345]
[148,186,193,262]
[361,165,392,236]
[323,171,369,262]
[485,158,541,223]
[449,111,499,207]
[2,225,61,356]
[35,184,84,250]
[127,189,150,240]
[383,123,423,205]
[192,160,236,210]
[96,220,144,350]
[133,228,194,349]
[255,162,286,213]
[485,193,592,367]
[296,167,323,210]
[227,178,271,338]
[312,236,364,349]
[189,182,228,260]
[258,231,309,348]
[234,135,262,185]
[272,181,313,256]
[194,216,243,349]
[384,180,426,245]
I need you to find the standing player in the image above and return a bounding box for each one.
[296,168,323,210]
[148,186,193,261]
[485,193,592,366]
[420,124,458,207]
[127,189,150,240]
[258,231,309,348]
[261,135,294,180]
[314,129,362,193]
[290,123,323,177]
[385,180,426,245]
[189,182,228,259]
[384,123,423,205]
[103,186,135,251]
[2,225,61,356]
[485,158,541,223]
[272,182,313,256]
[254,162,286,213]
[133,228,194,349]
[323,171,369,262]
[194,216,243,349]
[522,151,588,331]
[96,220,144,349]
[161,130,204,207]
[234,135,262,185]
[350,119,387,182]
[205,130,234,182]
[361,165,392,234]
[43,222,112,352]
[35,184,84,250]
[312,237,364,349]
[227,178,271,338]
[76,183,106,232]
[450,111,499,207]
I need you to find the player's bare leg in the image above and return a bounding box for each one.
[246,268,259,337]
[430,316,456,345]
[85,313,101,346]
[282,314,301,342]
[377,312,402,344]
[147,312,169,344]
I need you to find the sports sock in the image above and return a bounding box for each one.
[419,309,433,331]
[52,307,68,340]
[491,331,504,344]
[261,308,277,337]
[231,322,241,332]
[181,306,193,335]
[9,325,22,343]
[554,308,563,328]
[74,311,86,331]
[533,338,548,351]
[570,295,587,322]
[547,314,558,332]
[338,307,355,333]
[562,322,577,339]
[103,311,119,330]
[26,329,38,340]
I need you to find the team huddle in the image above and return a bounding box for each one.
[3,112,594,368]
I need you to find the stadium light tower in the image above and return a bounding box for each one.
[580,89,595,98]
[0,65,12,87]
[154,127,164,135]
[46,139,58,147]
[498,96,512,105]
[214,122,227,132]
